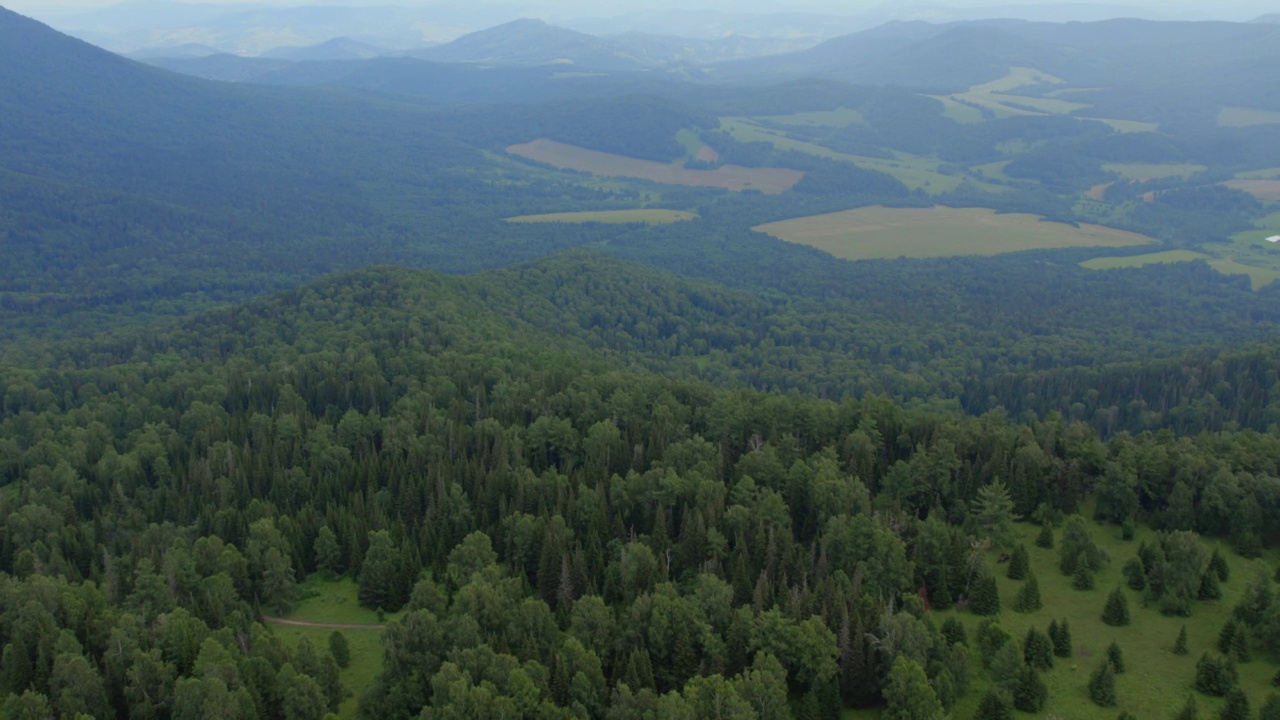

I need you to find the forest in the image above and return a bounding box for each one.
[6,4,1280,720]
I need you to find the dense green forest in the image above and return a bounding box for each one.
[6,5,1280,719]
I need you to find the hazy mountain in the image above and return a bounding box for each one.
[564,9,875,41]
[127,42,224,59]
[407,18,645,70]
[261,36,392,60]
[52,3,469,55]
[1255,14,1280,23]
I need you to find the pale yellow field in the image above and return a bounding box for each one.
[754,206,1157,260]
[507,139,803,194]
[1080,250,1210,269]
[505,209,697,224]
[1222,179,1280,202]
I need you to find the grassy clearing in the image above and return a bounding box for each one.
[505,209,697,225]
[1230,211,1280,246]
[1080,250,1209,269]
[1104,163,1207,181]
[972,161,1012,180]
[719,118,966,194]
[947,92,1042,119]
[507,139,803,194]
[1086,117,1161,133]
[1222,179,1280,202]
[1209,258,1280,290]
[969,66,1065,94]
[269,576,400,720]
[1219,106,1280,127]
[1238,168,1280,180]
[939,520,1279,720]
[754,206,1156,260]
[930,95,988,124]
[757,107,866,128]
[985,93,1090,114]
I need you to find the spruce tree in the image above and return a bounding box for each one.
[1036,521,1054,549]
[1073,562,1096,591]
[1195,653,1238,696]
[1201,571,1224,601]
[1012,664,1047,713]
[1089,660,1117,707]
[974,689,1013,720]
[1210,547,1231,583]
[1260,693,1280,720]
[1175,625,1190,655]
[1053,619,1073,658]
[1013,572,1042,613]
[942,616,968,648]
[1007,544,1029,581]
[1123,557,1146,591]
[970,573,1001,616]
[1219,688,1250,720]
[1220,620,1239,655]
[1272,667,1280,688]
[1176,695,1200,720]
[1230,625,1251,664]
[1106,640,1126,674]
[1024,627,1054,670]
[1102,587,1131,626]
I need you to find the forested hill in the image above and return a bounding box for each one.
[15,251,1280,438]
[5,246,1280,719]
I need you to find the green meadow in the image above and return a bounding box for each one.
[506,209,698,224]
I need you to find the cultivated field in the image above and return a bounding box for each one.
[1081,249,1280,290]
[758,107,866,128]
[505,209,697,224]
[754,206,1156,260]
[1218,106,1280,127]
[1222,179,1280,202]
[507,139,802,194]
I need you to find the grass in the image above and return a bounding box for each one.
[268,576,400,719]
[719,118,967,194]
[1219,106,1280,128]
[753,206,1157,261]
[1087,118,1162,133]
[1230,210,1280,246]
[930,95,988,124]
[1208,258,1280,290]
[505,209,697,225]
[984,93,1090,114]
[969,66,1065,94]
[1080,250,1209,269]
[507,139,803,194]
[1238,168,1280,180]
[1221,179,1280,202]
[1104,163,1207,181]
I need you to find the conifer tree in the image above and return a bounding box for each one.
[1007,544,1029,581]
[1106,640,1126,674]
[1195,653,1238,696]
[1175,625,1189,655]
[1176,695,1200,720]
[942,616,968,648]
[1073,562,1096,591]
[1036,521,1054,549]
[974,689,1013,720]
[1089,660,1117,707]
[1012,572,1042,613]
[1053,619,1073,658]
[1260,693,1280,720]
[1123,557,1146,591]
[1220,620,1239,655]
[1201,571,1224,601]
[1103,587,1130,626]
[1012,664,1047,713]
[1024,627,1054,671]
[1219,688,1250,720]
[970,573,1001,616]
[1210,548,1231,583]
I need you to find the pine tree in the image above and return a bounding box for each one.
[1106,640,1126,674]
[1007,544,1029,581]
[1201,571,1224,601]
[1195,653,1238,696]
[1230,625,1251,664]
[1219,688,1251,720]
[1123,557,1146,591]
[975,690,1013,720]
[1089,660,1117,707]
[1024,627,1054,671]
[1174,625,1189,655]
[970,573,1001,616]
[1176,696,1200,720]
[1052,619,1073,659]
[1036,521,1054,549]
[1272,667,1280,688]
[1013,572,1042,613]
[1012,664,1047,713]
[1220,620,1239,655]
[1102,587,1130,626]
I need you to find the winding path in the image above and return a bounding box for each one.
[261,615,386,630]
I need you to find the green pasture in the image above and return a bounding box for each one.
[930,95,988,124]
[1229,211,1280,246]
[1080,250,1209,269]
[1238,168,1280,180]
[1103,163,1207,181]
[1208,257,1280,290]
[1087,118,1162,133]
[969,66,1065,94]
[1219,106,1280,128]
[719,118,968,193]
[505,209,698,224]
[755,206,1156,260]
